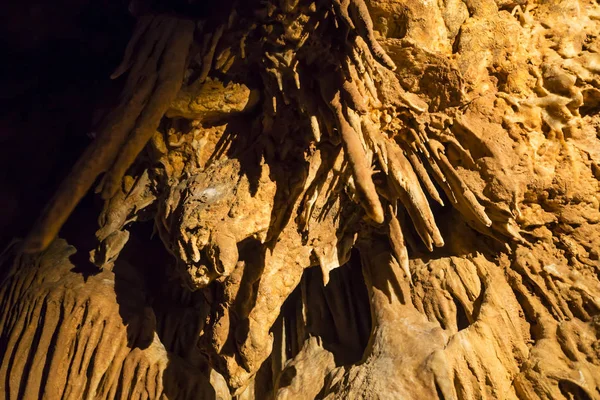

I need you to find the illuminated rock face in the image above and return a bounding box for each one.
[1,0,600,398]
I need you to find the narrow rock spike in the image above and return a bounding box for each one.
[436,151,492,228]
[110,16,153,79]
[388,204,412,284]
[386,141,444,250]
[320,75,384,224]
[333,0,355,30]
[101,21,195,199]
[350,0,396,71]
[404,147,445,206]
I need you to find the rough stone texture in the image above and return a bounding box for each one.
[1,0,600,398]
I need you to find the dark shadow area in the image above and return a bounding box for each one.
[1,1,294,398]
[0,3,217,393]
[558,379,593,400]
[112,220,217,399]
[279,251,371,367]
[62,181,106,279]
[451,293,470,331]
[580,88,600,118]
[434,379,446,400]
[197,236,267,379]
[0,0,134,248]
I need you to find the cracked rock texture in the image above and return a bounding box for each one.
[1,0,600,398]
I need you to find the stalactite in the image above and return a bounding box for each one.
[386,140,443,250]
[320,76,384,224]
[387,204,411,284]
[101,20,195,199]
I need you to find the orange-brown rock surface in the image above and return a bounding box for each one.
[1,0,599,398]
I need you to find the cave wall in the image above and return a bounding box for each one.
[0,0,599,399]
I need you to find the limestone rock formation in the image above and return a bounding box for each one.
[1,0,599,398]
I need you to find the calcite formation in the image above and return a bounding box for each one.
[1,0,599,398]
